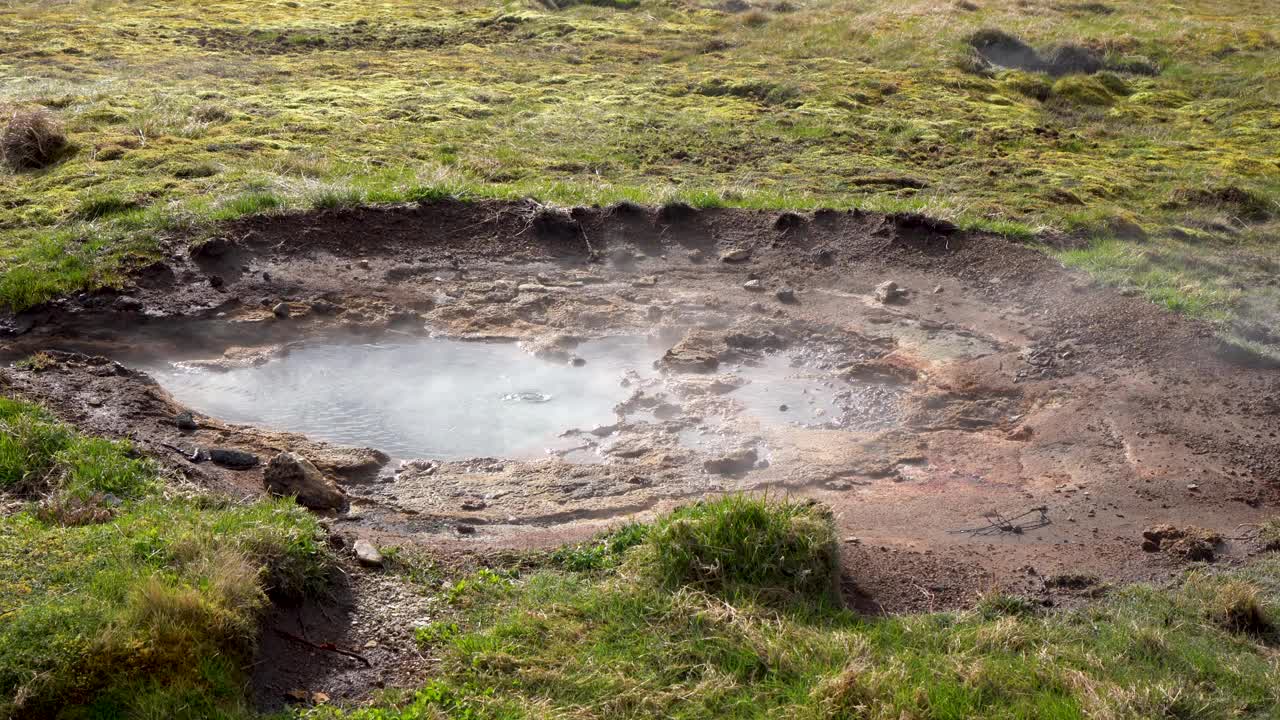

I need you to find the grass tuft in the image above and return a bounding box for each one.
[637,495,840,601]
[2,106,68,170]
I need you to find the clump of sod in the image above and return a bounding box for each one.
[635,495,840,600]
[2,106,68,170]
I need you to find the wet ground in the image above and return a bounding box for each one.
[3,200,1278,706]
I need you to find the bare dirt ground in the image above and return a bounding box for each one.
[3,200,1278,705]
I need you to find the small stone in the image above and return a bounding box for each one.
[353,539,384,567]
[358,259,371,269]
[272,302,290,318]
[778,404,789,411]
[812,248,835,266]
[1186,483,1199,491]
[208,274,225,289]
[874,280,905,304]
[310,299,341,315]
[743,279,764,291]
[1006,425,1033,441]
[720,247,751,263]
[364,640,378,649]
[461,499,487,511]
[775,288,797,303]
[455,524,476,535]
[263,271,272,282]
[933,285,944,294]
[703,447,758,475]
[175,411,198,431]
[569,356,587,367]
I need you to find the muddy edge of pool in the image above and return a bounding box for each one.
[4,200,1280,706]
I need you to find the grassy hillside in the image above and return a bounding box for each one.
[1,0,1278,346]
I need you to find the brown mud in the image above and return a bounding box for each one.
[3,199,1279,706]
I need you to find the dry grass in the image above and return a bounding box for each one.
[1,106,68,170]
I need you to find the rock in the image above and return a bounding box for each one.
[272,302,290,318]
[191,236,235,259]
[812,248,835,267]
[113,295,143,312]
[353,539,384,567]
[208,448,259,469]
[208,274,225,289]
[358,259,370,270]
[1006,425,1034,441]
[742,279,764,292]
[461,499,487,511]
[933,285,944,294]
[310,299,341,315]
[874,280,906,304]
[703,447,758,475]
[174,411,198,431]
[660,330,722,373]
[264,452,347,511]
[720,247,751,263]
[455,524,476,535]
[775,288,797,303]
[1141,538,1160,553]
[569,356,587,367]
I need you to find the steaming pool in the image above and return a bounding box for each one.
[144,336,901,461]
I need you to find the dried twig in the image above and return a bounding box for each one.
[274,629,373,668]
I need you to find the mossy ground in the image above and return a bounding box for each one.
[0,0,1278,347]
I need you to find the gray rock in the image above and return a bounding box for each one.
[743,279,764,291]
[208,448,259,469]
[719,247,751,263]
[174,411,198,431]
[264,452,347,511]
[353,539,384,567]
[775,288,797,303]
[272,302,290,318]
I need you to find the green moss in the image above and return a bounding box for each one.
[1051,74,1126,105]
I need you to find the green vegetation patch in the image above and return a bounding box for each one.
[0,397,331,719]
[315,496,1280,720]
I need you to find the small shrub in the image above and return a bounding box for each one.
[2,106,69,170]
[638,495,840,600]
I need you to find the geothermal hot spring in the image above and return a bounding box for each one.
[143,336,899,461]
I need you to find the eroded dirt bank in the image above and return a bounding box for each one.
[3,200,1279,702]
